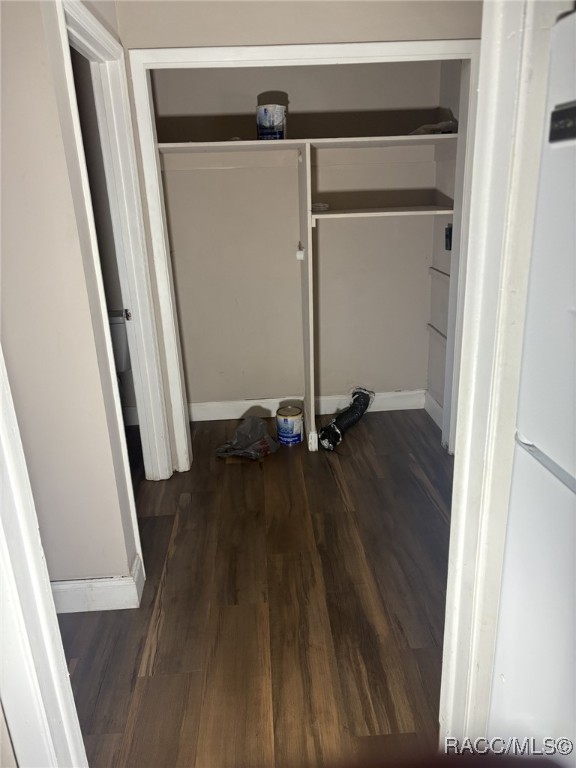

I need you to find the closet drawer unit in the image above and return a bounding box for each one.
[427,325,447,407]
[429,268,450,338]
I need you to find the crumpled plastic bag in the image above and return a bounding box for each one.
[215,416,279,460]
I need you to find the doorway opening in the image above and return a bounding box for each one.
[69,47,144,488]
[56,39,479,761]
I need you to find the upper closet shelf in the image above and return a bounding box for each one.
[159,138,305,154]
[155,106,456,143]
[158,133,457,155]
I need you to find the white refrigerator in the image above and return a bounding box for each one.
[488,9,576,763]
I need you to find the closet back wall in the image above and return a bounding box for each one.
[162,149,303,405]
[152,62,442,122]
[157,61,448,410]
[316,216,433,396]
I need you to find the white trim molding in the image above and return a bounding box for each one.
[129,52,193,475]
[190,397,302,422]
[188,390,425,422]
[317,389,425,416]
[424,392,443,429]
[439,0,572,743]
[130,40,481,70]
[51,555,145,614]
[442,55,479,453]
[63,0,175,481]
[0,348,88,767]
[63,0,121,60]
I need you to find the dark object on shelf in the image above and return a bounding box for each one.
[445,223,453,251]
[319,387,375,451]
[410,118,458,135]
[216,416,279,460]
[256,104,287,140]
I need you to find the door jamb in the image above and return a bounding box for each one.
[62,0,175,482]
[443,56,479,452]
[439,0,572,740]
[129,38,479,473]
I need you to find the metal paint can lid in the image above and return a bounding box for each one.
[276,406,302,418]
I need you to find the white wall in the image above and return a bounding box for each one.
[440,61,462,120]
[163,149,304,403]
[316,215,433,395]
[82,0,119,38]
[152,61,442,118]
[117,1,482,49]
[1,1,133,581]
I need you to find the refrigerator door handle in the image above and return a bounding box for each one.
[516,432,576,494]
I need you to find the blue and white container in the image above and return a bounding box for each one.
[276,405,303,445]
[256,105,286,140]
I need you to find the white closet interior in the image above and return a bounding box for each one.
[142,50,474,452]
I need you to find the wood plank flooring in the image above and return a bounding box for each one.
[58,410,453,768]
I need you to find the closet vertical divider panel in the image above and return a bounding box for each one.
[297,143,318,451]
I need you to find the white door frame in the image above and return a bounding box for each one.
[58,0,175,482]
[439,0,572,741]
[0,348,88,767]
[129,38,480,468]
[41,0,146,609]
[442,55,478,452]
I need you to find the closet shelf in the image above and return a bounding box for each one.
[158,133,457,155]
[159,139,305,154]
[311,190,454,221]
[155,107,456,144]
[311,134,456,149]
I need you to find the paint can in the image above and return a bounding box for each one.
[256,104,286,140]
[276,405,303,446]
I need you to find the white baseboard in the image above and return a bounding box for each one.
[188,390,425,422]
[51,554,145,614]
[424,391,444,429]
[189,396,303,422]
[317,389,425,415]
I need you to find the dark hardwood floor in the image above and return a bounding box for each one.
[125,424,145,490]
[58,410,453,768]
